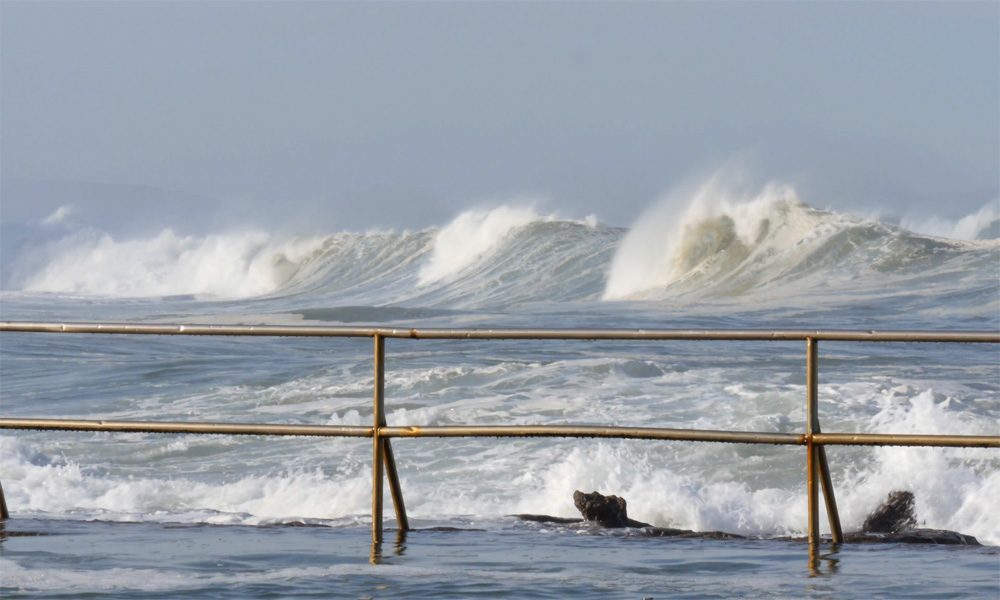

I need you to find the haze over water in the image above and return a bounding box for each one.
[1,2,998,598]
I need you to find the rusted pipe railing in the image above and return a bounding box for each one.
[3,418,995,447]
[372,334,410,541]
[0,321,997,552]
[377,336,410,535]
[1,321,997,343]
[806,338,844,545]
[806,338,821,548]
[372,334,386,543]
[0,480,8,520]
[0,418,373,437]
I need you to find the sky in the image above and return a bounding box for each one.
[1,1,998,233]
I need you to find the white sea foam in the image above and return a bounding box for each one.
[0,439,374,524]
[3,356,994,544]
[5,190,994,306]
[901,202,999,240]
[417,204,549,286]
[603,171,850,300]
[17,229,328,299]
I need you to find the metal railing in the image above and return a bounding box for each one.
[1,321,997,552]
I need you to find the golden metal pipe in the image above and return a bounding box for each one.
[0,480,9,520]
[0,418,371,437]
[382,440,409,531]
[2,419,994,448]
[806,338,820,548]
[372,335,385,544]
[811,433,1000,447]
[816,445,844,543]
[379,426,804,444]
[806,338,844,544]
[2,321,997,343]
[376,336,409,531]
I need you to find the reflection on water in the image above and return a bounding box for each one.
[369,529,408,565]
[1,519,996,599]
[808,542,841,577]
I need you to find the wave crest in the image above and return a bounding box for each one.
[603,175,830,300]
[18,229,329,299]
[902,202,999,241]
[417,205,548,286]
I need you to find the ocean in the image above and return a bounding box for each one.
[1,182,998,598]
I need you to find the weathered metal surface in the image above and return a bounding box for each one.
[0,418,372,437]
[806,338,820,548]
[382,440,409,531]
[1,419,994,448]
[1,321,997,343]
[379,426,805,444]
[0,480,8,520]
[374,337,410,533]
[372,335,386,543]
[816,445,844,543]
[807,338,845,544]
[811,433,1000,448]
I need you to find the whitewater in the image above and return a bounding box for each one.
[1,178,998,598]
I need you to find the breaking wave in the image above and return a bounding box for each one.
[602,175,998,300]
[4,185,997,307]
[418,204,549,286]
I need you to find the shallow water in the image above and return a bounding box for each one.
[2,519,998,599]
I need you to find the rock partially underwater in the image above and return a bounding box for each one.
[514,489,980,546]
[572,490,649,528]
[844,490,979,545]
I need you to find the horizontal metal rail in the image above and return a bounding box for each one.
[3,418,995,448]
[0,418,372,438]
[810,433,999,448]
[1,321,998,342]
[0,321,997,557]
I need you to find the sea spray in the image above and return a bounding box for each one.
[417,204,548,286]
[4,194,996,309]
[17,229,329,299]
[603,172,843,300]
[901,202,1000,241]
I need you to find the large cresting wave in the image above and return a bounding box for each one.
[3,181,996,307]
[603,173,998,300]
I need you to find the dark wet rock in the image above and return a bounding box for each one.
[512,514,583,524]
[844,529,980,546]
[862,490,917,534]
[513,489,978,546]
[0,530,49,538]
[573,490,651,528]
[645,528,746,540]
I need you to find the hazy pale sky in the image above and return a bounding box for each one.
[2,1,997,231]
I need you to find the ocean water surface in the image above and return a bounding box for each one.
[1,180,998,597]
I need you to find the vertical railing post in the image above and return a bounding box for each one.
[0,479,9,520]
[806,338,820,548]
[816,440,844,544]
[382,432,409,532]
[806,337,845,546]
[372,334,386,543]
[371,334,409,544]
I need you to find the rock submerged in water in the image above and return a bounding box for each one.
[514,488,979,545]
[516,490,744,539]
